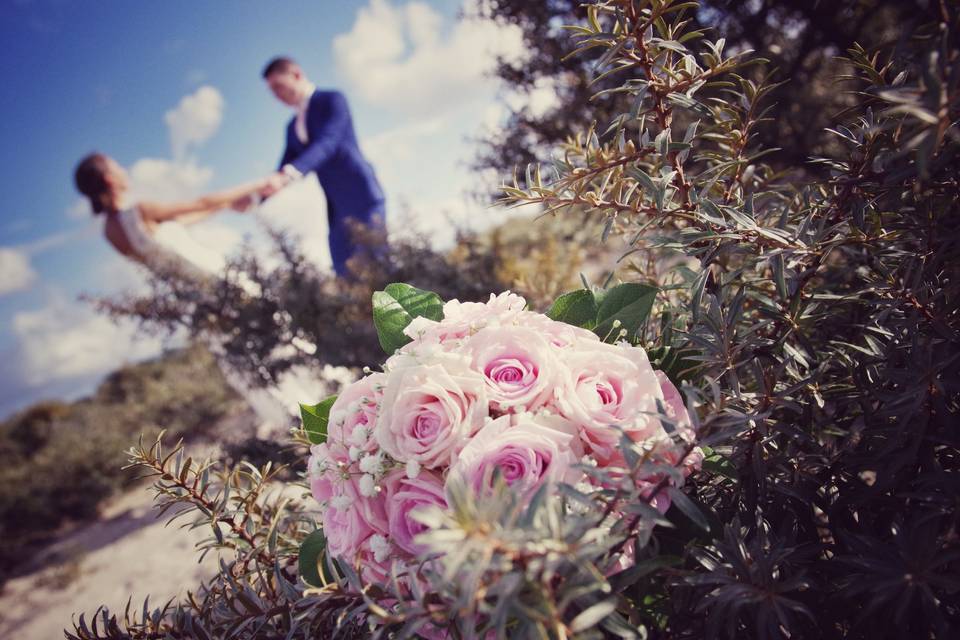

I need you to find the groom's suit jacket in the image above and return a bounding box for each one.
[279,89,385,274]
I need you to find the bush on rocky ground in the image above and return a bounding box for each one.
[0,344,237,581]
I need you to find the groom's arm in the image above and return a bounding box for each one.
[288,91,350,175]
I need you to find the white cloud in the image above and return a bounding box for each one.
[519,77,563,118]
[359,116,448,188]
[11,294,163,387]
[128,157,214,202]
[163,85,224,159]
[22,229,83,255]
[333,0,524,113]
[88,251,150,296]
[327,0,539,250]
[392,193,522,247]
[123,89,241,278]
[482,76,564,137]
[0,248,37,296]
[66,198,91,220]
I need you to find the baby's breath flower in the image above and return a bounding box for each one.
[369,534,391,563]
[349,424,369,446]
[359,452,383,476]
[406,459,421,479]
[358,474,377,497]
[330,494,353,511]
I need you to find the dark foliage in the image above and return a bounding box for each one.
[503,1,960,637]
[471,0,945,189]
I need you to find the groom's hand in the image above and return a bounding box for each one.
[259,172,292,199]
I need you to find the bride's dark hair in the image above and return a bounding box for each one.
[74,152,112,214]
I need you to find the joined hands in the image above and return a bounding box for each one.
[231,172,292,212]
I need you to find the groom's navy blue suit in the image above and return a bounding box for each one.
[279,89,385,275]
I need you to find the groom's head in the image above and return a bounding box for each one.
[263,56,310,107]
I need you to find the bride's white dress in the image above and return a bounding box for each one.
[117,178,339,431]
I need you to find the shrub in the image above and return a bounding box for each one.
[0,345,237,580]
[90,223,570,387]
[500,2,960,637]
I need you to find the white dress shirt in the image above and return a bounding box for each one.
[284,82,316,179]
[294,82,316,144]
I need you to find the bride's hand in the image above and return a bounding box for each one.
[259,172,291,199]
[231,194,256,212]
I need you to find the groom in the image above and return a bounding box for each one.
[256,57,386,275]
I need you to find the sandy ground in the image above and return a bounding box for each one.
[0,481,219,640]
[0,407,293,640]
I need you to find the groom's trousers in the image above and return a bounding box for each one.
[328,201,387,277]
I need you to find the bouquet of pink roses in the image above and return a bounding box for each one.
[301,283,700,586]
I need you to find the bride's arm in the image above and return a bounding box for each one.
[173,209,222,225]
[137,178,267,223]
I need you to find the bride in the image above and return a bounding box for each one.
[73,151,334,431]
[73,152,264,280]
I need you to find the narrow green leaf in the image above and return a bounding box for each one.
[701,452,737,481]
[666,486,710,531]
[690,269,709,324]
[627,166,657,193]
[772,254,788,300]
[571,600,618,632]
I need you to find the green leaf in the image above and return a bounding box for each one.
[702,451,737,481]
[666,486,710,531]
[593,283,658,341]
[690,269,709,324]
[372,283,444,355]
[547,290,599,329]
[570,599,618,632]
[300,395,337,445]
[627,166,657,194]
[298,529,333,587]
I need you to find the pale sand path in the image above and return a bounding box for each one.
[0,480,219,640]
[0,408,268,640]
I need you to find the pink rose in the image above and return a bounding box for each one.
[522,312,601,349]
[383,469,447,555]
[444,292,526,328]
[403,292,528,347]
[449,414,578,497]
[353,536,392,585]
[654,371,690,431]
[638,478,673,514]
[323,475,388,559]
[466,326,560,413]
[327,373,385,452]
[375,354,488,468]
[307,442,348,510]
[557,342,665,465]
[403,315,470,346]
[654,371,703,472]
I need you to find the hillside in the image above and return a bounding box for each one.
[0,344,249,582]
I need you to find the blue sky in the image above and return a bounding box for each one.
[0,0,546,416]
